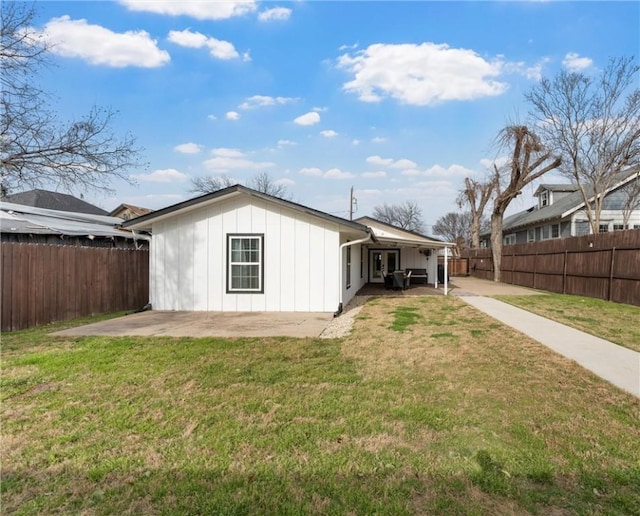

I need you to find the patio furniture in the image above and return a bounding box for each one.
[405,268,427,285]
[384,273,394,290]
[393,270,406,290]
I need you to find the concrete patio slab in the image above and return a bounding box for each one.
[52,310,334,339]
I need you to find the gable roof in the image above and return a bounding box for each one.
[3,189,108,216]
[494,167,640,234]
[109,203,152,218]
[355,216,453,248]
[533,183,579,196]
[122,184,372,236]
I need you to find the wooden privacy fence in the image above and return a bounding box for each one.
[464,230,640,306]
[438,257,469,277]
[1,243,149,331]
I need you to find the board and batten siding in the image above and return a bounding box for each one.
[149,196,342,312]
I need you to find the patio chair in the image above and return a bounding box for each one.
[392,270,406,290]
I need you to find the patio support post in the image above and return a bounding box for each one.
[336,232,373,316]
[444,246,448,295]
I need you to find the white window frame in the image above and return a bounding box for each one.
[540,191,549,208]
[227,234,264,293]
[346,246,352,289]
[527,229,535,242]
[504,233,516,245]
[599,224,609,233]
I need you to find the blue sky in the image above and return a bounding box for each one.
[32,1,639,231]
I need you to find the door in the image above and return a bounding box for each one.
[369,250,400,283]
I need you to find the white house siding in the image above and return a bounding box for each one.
[149,196,342,312]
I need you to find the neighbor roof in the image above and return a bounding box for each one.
[122,184,373,236]
[1,201,147,240]
[109,203,152,218]
[533,183,579,196]
[489,167,640,235]
[3,189,108,215]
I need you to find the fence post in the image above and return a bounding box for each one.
[562,250,568,294]
[608,247,616,302]
[533,252,537,289]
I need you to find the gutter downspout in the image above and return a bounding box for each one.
[334,231,373,317]
[444,246,448,296]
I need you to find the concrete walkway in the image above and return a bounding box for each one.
[459,294,640,398]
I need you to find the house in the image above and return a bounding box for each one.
[2,189,108,216]
[480,168,640,247]
[123,185,454,314]
[109,203,152,221]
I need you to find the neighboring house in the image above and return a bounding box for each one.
[123,185,454,314]
[109,203,152,220]
[2,189,108,216]
[480,168,640,247]
[0,201,148,248]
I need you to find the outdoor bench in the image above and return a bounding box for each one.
[405,268,428,285]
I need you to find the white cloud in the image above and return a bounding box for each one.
[174,142,201,154]
[168,29,241,60]
[366,155,393,166]
[226,111,240,120]
[277,139,297,148]
[276,177,295,186]
[298,167,354,179]
[204,148,274,172]
[352,139,361,146]
[320,130,339,138]
[299,167,324,176]
[207,114,217,120]
[294,112,320,126]
[371,137,387,143]
[391,158,417,169]
[423,164,475,177]
[563,52,593,72]
[366,155,416,169]
[120,1,257,20]
[325,168,355,179]
[339,43,359,51]
[312,106,328,112]
[211,148,245,158]
[258,7,292,22]
[239,95,297,109]
[338,42,508,105]
[400,168,421,176]
[35,16,169,68]
[362,171,387,178]
[479,156,508,170]
[134,168,188,182]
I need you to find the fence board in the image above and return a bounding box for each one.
[1,243,149,331]
[463,230,640,306]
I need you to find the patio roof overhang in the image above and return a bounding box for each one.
[368,235,454,250]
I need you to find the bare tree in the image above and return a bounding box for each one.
[491,126,561,281]
[432,211,473,247]
[526,57,640,233]
[248,172,291,199]
[372,201,425,233]
[457,177,495,248]
[620,170,640,228]
[1,2,144,196]
[189,175,234,194]
[189,172,291,199]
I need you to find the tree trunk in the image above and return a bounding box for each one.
[470,218,480,249]
[490,212,503,282]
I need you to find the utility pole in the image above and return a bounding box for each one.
[349,186,357,220]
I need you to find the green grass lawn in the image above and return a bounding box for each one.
[495,294,640,353]
[2,297,639,514]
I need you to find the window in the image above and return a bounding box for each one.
[599,224,609,233]
[527,229,535,242]
[227,234,264,293]
[504,234,516,245]
[542,225,550,240]
[360,248,364,279]
[540,191,549,208]
[613,224,626,231]
[551,224,560,238]
[346,246,352,289]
